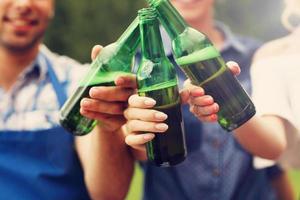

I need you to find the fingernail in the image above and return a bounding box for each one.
[205,97,213,104]
[81,99,90,107]
[144,99,156,106]
[192,88,204,96]
[79,108,86,115]
[214,104,219,112]
[89,88,97,96]
[155,123,168,131]
[154,112,168,120]
[211,114,218,121]
[143,134,155,140]
[116,77,124,85]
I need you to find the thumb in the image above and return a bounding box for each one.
[226,61,241,76]
[91,45,103,61]
[180,89,190,104]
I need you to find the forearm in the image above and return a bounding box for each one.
[234,115,287,160]
[76,126,134,200]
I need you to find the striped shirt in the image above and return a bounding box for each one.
[0,45,88,131]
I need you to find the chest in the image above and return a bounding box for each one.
[0,80,61,130]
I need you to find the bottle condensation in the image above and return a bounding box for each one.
[59,18,140,136]
[146,0,256,131]
[137,8,187,167]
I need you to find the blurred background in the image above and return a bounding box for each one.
[44,0,298,199]
[45,0,288,63]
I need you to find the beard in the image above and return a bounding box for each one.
[0,29,46,54]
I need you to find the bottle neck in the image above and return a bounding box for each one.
[116,17,140,54]
[150,0,187,39]
[140,18,166,60]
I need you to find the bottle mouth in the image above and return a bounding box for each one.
[146,0,161,7]
[146,0,154,6]
[138,7,158,22]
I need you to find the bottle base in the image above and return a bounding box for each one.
[219,103,256,132]
[150,153,186,167]
[59,119,94,136]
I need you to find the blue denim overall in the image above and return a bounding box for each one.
[0,54,90,200]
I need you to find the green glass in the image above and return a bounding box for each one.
[146,0,256,131]
[137,8,186,167]
[60,17,140,136]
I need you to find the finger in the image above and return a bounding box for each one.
[115,74,137,89]
[91,45,103,61]
[190,103,219,116]
[125,133,155,147]
[226,61,241,76]
[89,86,135,102]
[196,114,218,123]
[189,87,205,97]
[129,143,147,152]
[183,79,204,97]
[80,110,126,131]
[98,116,126,132]
[126,120,168,133]
[190,95,214,106]
[81,98,126,115]
[127,140,147,152]
[180,88,190,104]
[183,79,192,88]
[128,94,156,108]
[124,107,167,121]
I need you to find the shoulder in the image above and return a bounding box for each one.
[40,45,86,69]
[40,45,89,94]
[222,34,261,71]
[216,21,262,53]
[40,45,87,81]
[233,35,262,53]
[221,34,261,65]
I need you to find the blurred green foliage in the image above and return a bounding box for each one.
[44,0,145,63]
[45,0,288,63]
[289,170,300,198]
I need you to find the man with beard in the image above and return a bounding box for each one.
[0,0,135,199]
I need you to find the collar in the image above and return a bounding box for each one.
[160,21,248,56]
[216,21,248,54]
[3,46,49,93]
[19,46,49,84]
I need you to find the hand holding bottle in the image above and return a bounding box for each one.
[80,45,137,133]
[123,94,168,159]
[60,18,139,136]
[122,61,238,161]
[123,88,192,161]
[184,61,241,122]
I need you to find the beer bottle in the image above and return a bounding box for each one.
[146,0,256,131]
[60,18,140,136]
[137,8,187,167]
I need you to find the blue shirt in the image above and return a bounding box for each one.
[0,46,90,199]
[139,23,278,200]
[0,45,88,130]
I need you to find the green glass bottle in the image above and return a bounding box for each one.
[137,8,186,167]
[59,17,140,136]
[146,0,256,131]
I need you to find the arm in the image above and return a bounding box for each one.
[75,45,136,200]
[234,115,286,159]
[76,127,133,200]
[184,62,287,160]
